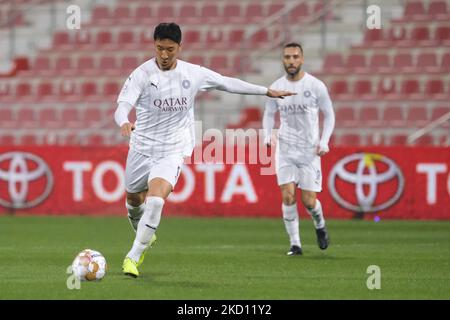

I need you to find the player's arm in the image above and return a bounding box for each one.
[317,83,335,156]
[114,102,135,137]
[115,68,145,137]
[262,99,277,146]
[199,67,295,98]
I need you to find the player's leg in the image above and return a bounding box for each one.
[280,181,302,255]
[301,190,329,250]
[125,191,147,232]
[297,155,329,250]
[123,154,183,277]
[124,150,150,232]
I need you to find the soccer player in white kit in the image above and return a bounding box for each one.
[115,23,295,277]
[263,43,335,256]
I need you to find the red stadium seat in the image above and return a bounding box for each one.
[77,56,95,74]
[364,29,384,43]
[404,1,426,17]
[121,56,138,72]
[20,134,38,145]
[392,53,414,72]
[157,5,175,20]
[339,134,361,146]
[323,53,345,74]
[249,30,269,46]
[39,108,60,128]
[410,26,434,45]
[268,3,284,15]
[135,5,153,22]
[92,6,110,23]
[140,30,154,46]
[96,31,113,46]
[390,134,408,145]
[103,82,119,99]
[62,108,81,128]
[74,30,91,47]
[425,79,445,99]
[206,29,225,48]
[113,6,132,22]
[183,30,201,49]
[81,82,97,97]
[0,134,15,145]
[417,53,439,73]
[383,106,405,127]
[179,4,198,23]
[36,82,54,100]
[210,55,229,74]
[330,80,349,98]
[406,106,429,126]
[428,1,447,17]
[289,3,309,22]
[435,26,450,44]
[431,106,450,122]
[242,107,262,122]
[99,56,116,70]
[83,108,103,126]
[55,56,73,72]
[346,54,367,73]
[59,80,77,100]
[17,108,37,128]
[16,82,32,97]
[0,108,15,128]
[86,134,105,145]
[245,3,264,22]
[353,80,372,98]
[187,55,205,66]
[377,78,398,98]
[223,3,242,23]
[228,29,245,48]
[52,31,70,48]
[335,106,356,127]
[414,134,434,146]
[442,53,450,71]
[369,54,390,70]
[359,106,381,126]
[200,4,220,23]
[117,31,135,47]
[33,56,51,74]
[400,79,421,97]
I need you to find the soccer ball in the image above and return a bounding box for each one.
[71,249,107,281]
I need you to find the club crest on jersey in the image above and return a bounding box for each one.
[182,80,191,89]
[304,90,311,97]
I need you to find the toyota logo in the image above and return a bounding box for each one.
[328,153,404,212]
[0,152,54,209]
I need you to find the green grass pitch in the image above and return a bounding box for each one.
[0,215,449,299]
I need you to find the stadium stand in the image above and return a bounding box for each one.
[0,0,449,147]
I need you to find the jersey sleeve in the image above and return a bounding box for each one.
[117,67,146,106]
[197,66,267,95]
[317,81,335,145]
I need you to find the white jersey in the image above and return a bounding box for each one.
[265,72,334,154]
[117,58,267,157]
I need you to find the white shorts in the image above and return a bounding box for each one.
[125,149,184,193]
[275,146,322,192]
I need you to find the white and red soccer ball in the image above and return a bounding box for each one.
[72,249,107,281]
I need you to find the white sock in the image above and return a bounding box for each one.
[306,199,325,229]
[126,196,164,262]
[126,201,145,232]
[282,203,301,247]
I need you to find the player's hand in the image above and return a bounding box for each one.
[266,88,296,99]
[120,122,135,137]
[317,142,329,156]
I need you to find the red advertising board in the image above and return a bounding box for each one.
[0,146,449,219]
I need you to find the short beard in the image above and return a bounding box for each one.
[285,65,301,78]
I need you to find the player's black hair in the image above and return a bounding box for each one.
[153,22,182,44]
[284,42,303,54]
